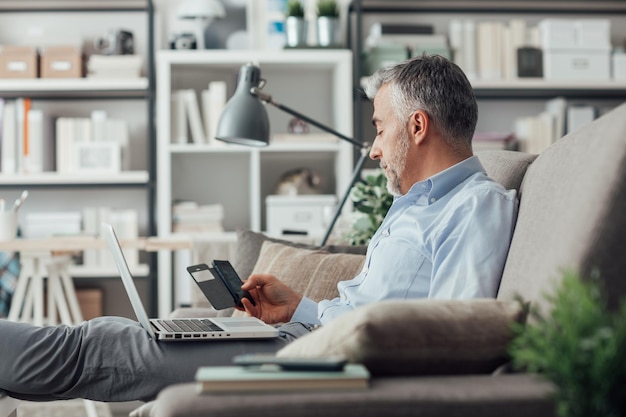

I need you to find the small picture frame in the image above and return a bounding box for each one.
[74,141,121,173]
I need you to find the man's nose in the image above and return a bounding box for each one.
[369,140,381,160]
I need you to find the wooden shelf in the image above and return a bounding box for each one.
[0,78,149,99]
[70,264,149,278]
[0,171,149,186]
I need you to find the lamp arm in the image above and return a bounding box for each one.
[320,145,371,246]
[251,87,364,149]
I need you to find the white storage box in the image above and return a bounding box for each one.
[543,49,610,80]
[613,52,626,80]
[539,19,610,50]
[266,194,337,237]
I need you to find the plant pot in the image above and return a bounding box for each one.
[316,16,340,47]
[285,16,308,48]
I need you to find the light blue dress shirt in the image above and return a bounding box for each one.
[290,156,518,325]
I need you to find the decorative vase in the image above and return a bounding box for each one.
[316,16,340,47]
[285,16,308,47]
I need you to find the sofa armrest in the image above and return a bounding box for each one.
[149,374,556,417]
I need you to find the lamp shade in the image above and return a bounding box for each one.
[216,64,270,146]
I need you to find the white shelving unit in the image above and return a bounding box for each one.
[349,0,626,142]
[156,49,354,316]
[0,0,156,317]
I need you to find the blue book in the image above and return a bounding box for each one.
[195,364,370,393]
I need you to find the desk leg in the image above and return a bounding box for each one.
[7,257,33,322]
[31,258,45,327]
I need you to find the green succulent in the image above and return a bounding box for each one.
[286,0,305,18]
[317,0,339,18]
[509,270,626,417]
[343,170,393,246]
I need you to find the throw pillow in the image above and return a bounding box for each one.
[251,241,366,302]
[232,229,367,281]
[277,298,526,376]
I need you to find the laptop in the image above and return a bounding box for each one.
[102,223,279,341]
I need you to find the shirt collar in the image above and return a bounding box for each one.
[404,156,486,205]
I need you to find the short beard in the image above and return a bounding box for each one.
[383,129,410,197]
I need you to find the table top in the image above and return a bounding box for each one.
[0,235,193,252]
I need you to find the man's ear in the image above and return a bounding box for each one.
[408,110,429,145]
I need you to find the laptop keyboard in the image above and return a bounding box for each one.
[157,319,224,333]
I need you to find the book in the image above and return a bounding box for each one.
[204,81,227,145]
[180,89,206,144]
[195,364,370,393]
[1,101,16,174]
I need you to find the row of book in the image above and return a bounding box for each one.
[0,99,130,175]
[448,18,537,82]
[514,98,602,154]
[171,82,227,146]
[367,19,544,81]
[0,98,44,174]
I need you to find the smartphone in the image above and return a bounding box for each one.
[212,260,256,308]
[186,263,236,310]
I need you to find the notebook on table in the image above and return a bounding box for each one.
[102,223,279,342]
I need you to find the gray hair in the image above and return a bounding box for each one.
[364,55,478,151]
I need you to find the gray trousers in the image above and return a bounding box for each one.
[0,317,311,402]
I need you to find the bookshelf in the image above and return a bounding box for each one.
[348,0,626,152]
[0,0,156,316]
[156,49,354,316]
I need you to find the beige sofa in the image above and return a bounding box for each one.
[138,102,626,417]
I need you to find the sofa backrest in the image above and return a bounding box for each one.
[497,102,626,312]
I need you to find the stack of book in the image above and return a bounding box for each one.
[172,201,224,234]
[195,363,370,393]
[22,212,82,238]
[472,132,516,152]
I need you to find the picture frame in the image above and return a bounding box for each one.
[74,141,121,173]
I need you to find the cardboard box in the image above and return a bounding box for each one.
[76,288,103,320]
[41,46,83,78]
[543,49,610,80]
[0,46,39,78]
[266,194,337,237]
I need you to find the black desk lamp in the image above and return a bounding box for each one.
[215,63,370,246]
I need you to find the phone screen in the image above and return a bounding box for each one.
[213,260,256,306]
[187,264,236,310]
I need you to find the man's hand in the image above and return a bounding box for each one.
[240,274,303,324]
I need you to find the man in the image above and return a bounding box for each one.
[0,55,517,402]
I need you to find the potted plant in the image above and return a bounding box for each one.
[343,170,393,245]
[509,271,626,417]
[285,0,307,48]
[316,0,340,47]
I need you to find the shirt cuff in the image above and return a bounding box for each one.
[290,296,321,325]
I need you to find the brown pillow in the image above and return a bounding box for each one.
[232,229,367,281]
[251,241,366,302]
[277,299,526,376]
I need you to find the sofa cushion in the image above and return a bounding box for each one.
[475,150,537,192]
[497,103,626,312]
[277,298,526,376]
[232,230,367,282]
[251,241,366,302]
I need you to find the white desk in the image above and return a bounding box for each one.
[0,236,192,417]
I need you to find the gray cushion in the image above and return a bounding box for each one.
[475,150,537,192]
[277,299,526,376]
[232,229,367,281]
[151,374,555,417]
[497,103,626,312]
